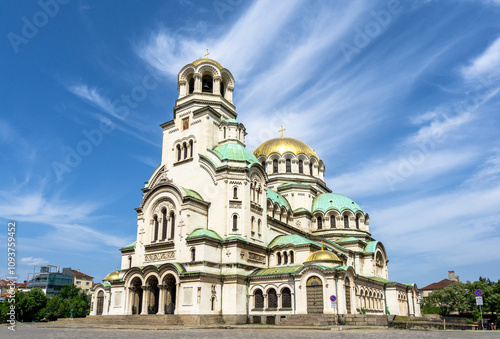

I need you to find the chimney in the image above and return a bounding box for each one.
[448,271,456,281]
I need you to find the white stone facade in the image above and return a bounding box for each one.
[90,58,420,322]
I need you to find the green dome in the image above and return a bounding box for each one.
[312,193,363,214]
[212,143,259,165]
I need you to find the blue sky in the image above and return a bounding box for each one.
[1,0,500,288]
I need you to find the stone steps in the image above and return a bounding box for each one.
[57,315,224,326]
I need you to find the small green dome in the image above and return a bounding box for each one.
[312,193,363,214]
[212,143,259,165]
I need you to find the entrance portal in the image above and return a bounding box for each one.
[131,278,143,315]
[147,276,159,314]
[164,275,176,314]
[96,291,104,315]
[306,276,323,314]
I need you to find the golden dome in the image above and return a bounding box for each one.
[253,137,319,159]
[306,249,341,263]
[191,58,224,70]
[103,270,120,281]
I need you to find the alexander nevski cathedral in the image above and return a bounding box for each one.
[91,57,420,323]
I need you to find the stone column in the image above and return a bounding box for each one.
[226,84,233,102]
[141,286,149,315]
[213,76,221,95]
[178,79,187,98]
[157,285,166,315]
[175,283,180,314]
[194,73,202,93]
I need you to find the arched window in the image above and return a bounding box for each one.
[191,248,196,262]
[283,252,288,265]
[257,219,262,235]
[232,215,238,231]
[233,187,238,199]
[317,216,323,230]
[286,159,291,173]
[223,127,226,139]
[344,215,349,228]
[189,140,193,158]
[290,251,294,264]
[254,290,264,309]
[238,129,241,140]
[261,161,266,171]
[330,216,336,228]
[277,252,282,265]
[128,256,132,268]
[188,77,194,94]
[309,163,313,175]
[161,209,168,240]
[268,289,278,308]
[356,216,360,229]
[298,160,303,173]
[170,212,175,239]
[273,159,278,173]
[282,288,292,308]
[286,213,289,225]
[202,74,213,93]
[153,215,159,241]
[177,144,181,161]
[251,217,255,235]
[220,81,225,97]
[183,142,187,159]
[211,296,216,311]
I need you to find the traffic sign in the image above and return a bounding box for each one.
[330,295,336,302]
[476,297,483,306]
[475,289,482,296]
[331,301,337,308]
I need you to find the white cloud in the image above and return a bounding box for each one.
[462,36,500,80]
[69,84,123,120]
[408,111,472,144]
[20,257,49,266]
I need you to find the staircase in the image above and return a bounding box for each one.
[278,314,337,326]
[56,314,224,326]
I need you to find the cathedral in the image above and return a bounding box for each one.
[90,57,420,323]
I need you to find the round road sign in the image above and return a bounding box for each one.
[475,289,482,296]
[330,295,336,302]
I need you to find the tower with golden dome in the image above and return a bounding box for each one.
[90,56,420,322]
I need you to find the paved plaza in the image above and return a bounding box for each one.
[2,324,499,339]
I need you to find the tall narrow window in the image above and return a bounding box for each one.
[188,77,194,94]
[232,215,238,231]
[309,163,313,175]
[189,140,193,158]
[128,256,132,268]
[258,219,262,235]
[277,252,282,265]
[223,127,226,139]
[183,142,187,159]
[268,289,278,308]
[250,183,254,202]
[161,209,168,240]
[298,160,303,173]
[261,161,266,171]
[356,216,360,229]
[170,212,175,239]
[238,129,241,140]
[344,215,349,228]
[283,252,288,265]
[220,81,225,97]
[286,159,291,173]
[191,248,196,262]
[290,251,294,264]
[317,216,323,230]
[233,187,238,199]
[177,145,181,161]
[255,290,264,309]
[251,217,255,235]
[153,215,159,241]
[273,159,278,173]
[282,288,292,308]
[330,216,336,228]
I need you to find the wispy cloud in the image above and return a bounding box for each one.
[69,85,122,120]
[462,36,500,80]
[20,257,49,266]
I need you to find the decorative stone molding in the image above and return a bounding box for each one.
[144,251,175,262]
[248,252,266,264]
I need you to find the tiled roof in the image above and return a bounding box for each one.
[71,270,93,279]
[267,189,291,211]
[120,241,136,250]
[251,265,303,276]
[363,241,379,254]
[186,228,223,241]
[420,279,458,290]
[312,193,363,214]
[182,187,204,201]
[211,143,259,165]
[269,234,320,249]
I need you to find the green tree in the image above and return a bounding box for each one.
[14,288,47,322]
[39,295,63,321]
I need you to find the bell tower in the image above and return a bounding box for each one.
[159,57,237,184]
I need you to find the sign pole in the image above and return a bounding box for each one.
[479,305,483,330]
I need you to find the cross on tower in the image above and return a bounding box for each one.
[278,125,286,138]
[204,49,210,58]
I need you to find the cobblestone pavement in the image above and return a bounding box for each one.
[2,325,499,339]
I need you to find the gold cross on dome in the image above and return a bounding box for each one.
[279,125,286,138]
[204,49,210,58]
